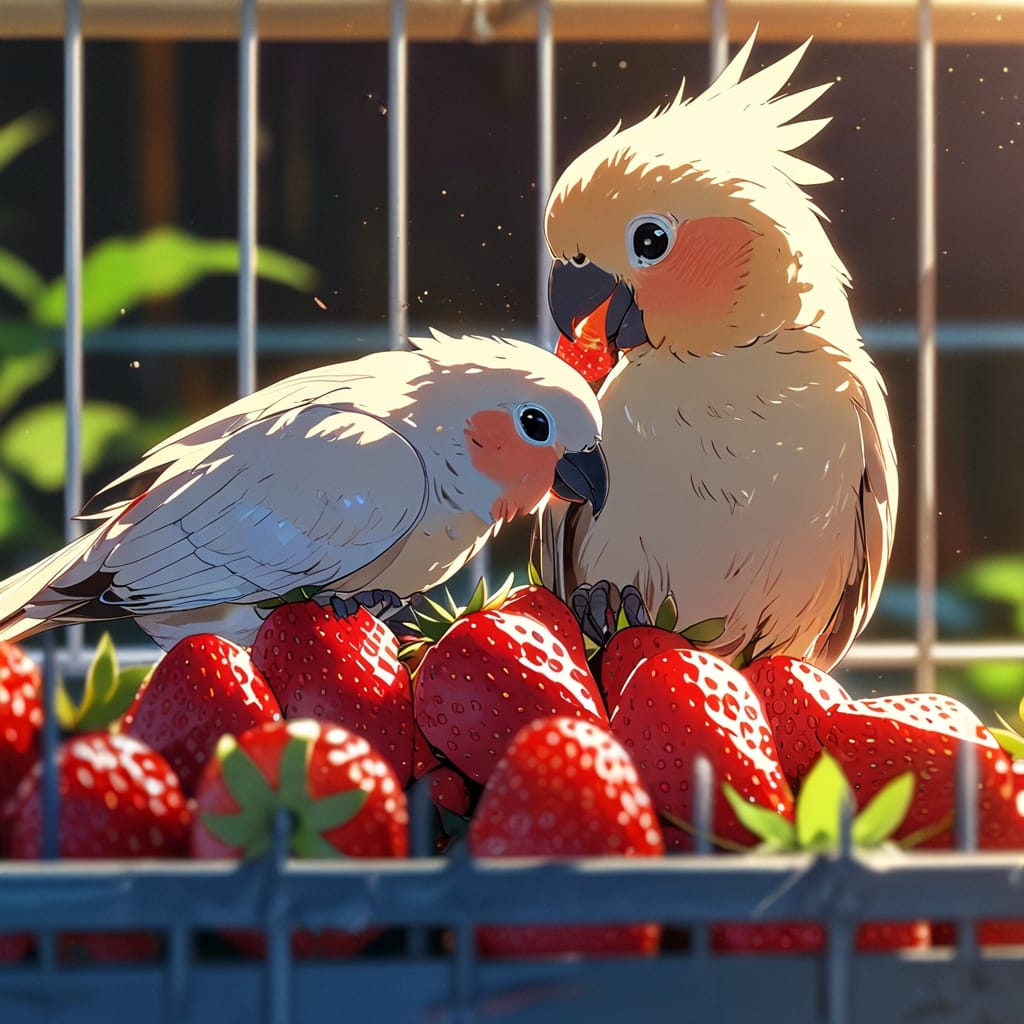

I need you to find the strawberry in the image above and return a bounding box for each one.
[121,633,281,796]
[252,602,415,785]
[819,693,1014,848]
[711,920,931,954]
[555,332,614,385]
[499,584,590,674]
[742,655,851,789]
[608,648,794,850]
[192,718,408,958]
[414,607,608,784]
[0,640,43,809]
[6,732,191,962]
[470,716,664,957]
[712,752,929,954]
[600,625,694,709]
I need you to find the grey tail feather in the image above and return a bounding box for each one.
[0,530,104,643]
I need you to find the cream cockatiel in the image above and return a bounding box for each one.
[0,331,606,650]
[536,36,897,670]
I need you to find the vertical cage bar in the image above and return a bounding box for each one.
[63,0,84,659]
[708,0,728,80]
[388,0,409,350]
[536,0,555,350]
[238,0,259,397]
[916,0,937,692]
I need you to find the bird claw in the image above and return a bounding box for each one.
[330,589,405,624]
[568,581,651,645]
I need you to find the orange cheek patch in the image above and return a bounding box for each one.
[635,216,757,320]
[466,410,559,522]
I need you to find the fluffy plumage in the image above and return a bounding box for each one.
[537,35,897,670]
[1,331,603,649]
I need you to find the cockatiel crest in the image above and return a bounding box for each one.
[539,34,898,671]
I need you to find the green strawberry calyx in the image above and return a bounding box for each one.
[200,722,368,860]
[56,631,154,733]
[398,573,515,660]
[721,753,916,854]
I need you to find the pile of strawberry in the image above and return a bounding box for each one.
[2,577,1024,962]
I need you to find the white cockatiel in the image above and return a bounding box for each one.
[0,331,606,650]
[537,36,897,671]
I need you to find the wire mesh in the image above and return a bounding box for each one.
[2,3,1023,1023]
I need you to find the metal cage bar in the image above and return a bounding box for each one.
[238,0,259,397]
[916,0,938,694]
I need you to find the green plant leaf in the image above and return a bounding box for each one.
[0,348,55,419]
[0,400,137,491]
[0,110,51,172]
[795,753,850,851]
[956,556,1024,604]
[0,247,45,308]
[722,782,796,850]
[305,790,368,834]
[0,467,34,544]
[29,227,317,330]
[852,771,914,847]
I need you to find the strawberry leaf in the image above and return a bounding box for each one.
[990,726,1024,759]
[58,632,153,732]
[527,556,543,587]
[306,790,368,834]
[851,771,914,847]
[721,783,796,851]
[654,593,678,632]
[278,730,314,811]
[202,736,278,858]
[795,753,850,852]
[680,616,726,644]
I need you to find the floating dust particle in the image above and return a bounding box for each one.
[618,60,628,70]
[129,360,140,369]
[441,189,448,195]
[119,307,126,316]
[314,296,327,311]
[378,105,388,116]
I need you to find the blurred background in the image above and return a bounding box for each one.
[1,7,1023,715]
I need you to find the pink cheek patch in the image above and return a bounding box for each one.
[465,410,559,522]
[635,216,757,320]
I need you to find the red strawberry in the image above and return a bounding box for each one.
[414,608,608,784]
[819,693,1013,848]
[470,716,664,957]
[742,655,850,789]
[121,633,281,796]
[600,626,694,709]
[6,732,191,962]
[711,920,930,954]
[0,640,43,808]
[192,718,408,958]
[555,332,614,384]
[608,648,794,850]
[252,602,415,785]
[500,584,590,674]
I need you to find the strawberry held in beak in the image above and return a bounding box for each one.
[549,258,649,383]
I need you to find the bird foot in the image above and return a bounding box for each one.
[330,589,405,625]
[568,581,651,645]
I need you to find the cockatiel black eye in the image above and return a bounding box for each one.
[516,404,552,445]
[570,253,589,266]
[627,214,675,268]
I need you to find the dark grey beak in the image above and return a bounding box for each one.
[552,445,609,517]
[549,260,649,350]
